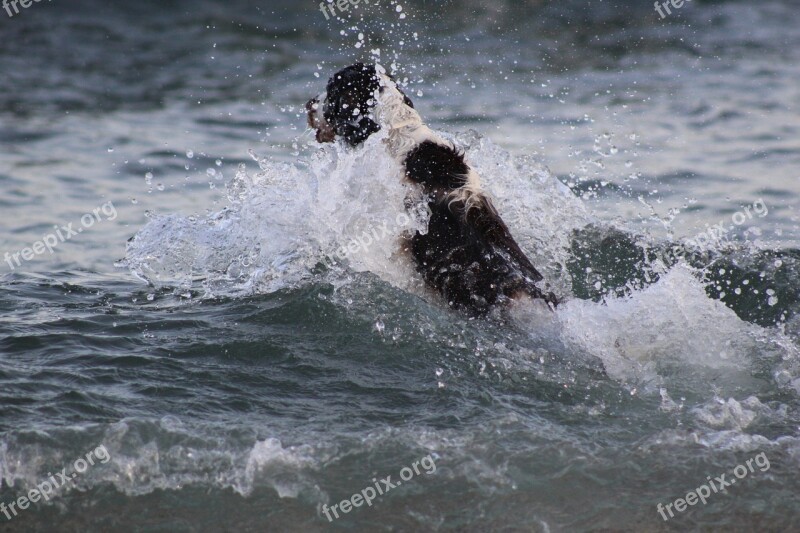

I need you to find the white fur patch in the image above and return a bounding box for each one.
[374,69,484,210]
[375,72,439,159]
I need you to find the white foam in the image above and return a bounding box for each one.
[239,438,320,498]
[123,128,588,300]
[554,266,755,380]
[122,128,798,391]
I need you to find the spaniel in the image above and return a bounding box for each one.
[306,63,558,315]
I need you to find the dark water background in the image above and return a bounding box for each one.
[1,0,800,531]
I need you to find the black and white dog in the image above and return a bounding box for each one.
[307,63,558,315]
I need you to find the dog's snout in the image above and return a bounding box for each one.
[306,93,335,143]
[306,96,320,128]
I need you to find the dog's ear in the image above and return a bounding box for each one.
[306,97,335,143]
[323,63,382,145]
[313,63,416,145]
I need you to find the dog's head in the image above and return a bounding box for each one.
[306,63,414,146]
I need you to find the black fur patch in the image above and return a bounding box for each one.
[403,142,557,313]
[410,195,557,315]
[404,141,469,191]
[323,63,414,146]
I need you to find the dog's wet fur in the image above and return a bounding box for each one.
[307,63,558,315]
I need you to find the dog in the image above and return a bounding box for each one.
[306,63,558,315]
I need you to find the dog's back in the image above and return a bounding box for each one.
[403,141,556,314]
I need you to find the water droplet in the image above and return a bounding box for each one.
[186,150,194,158]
